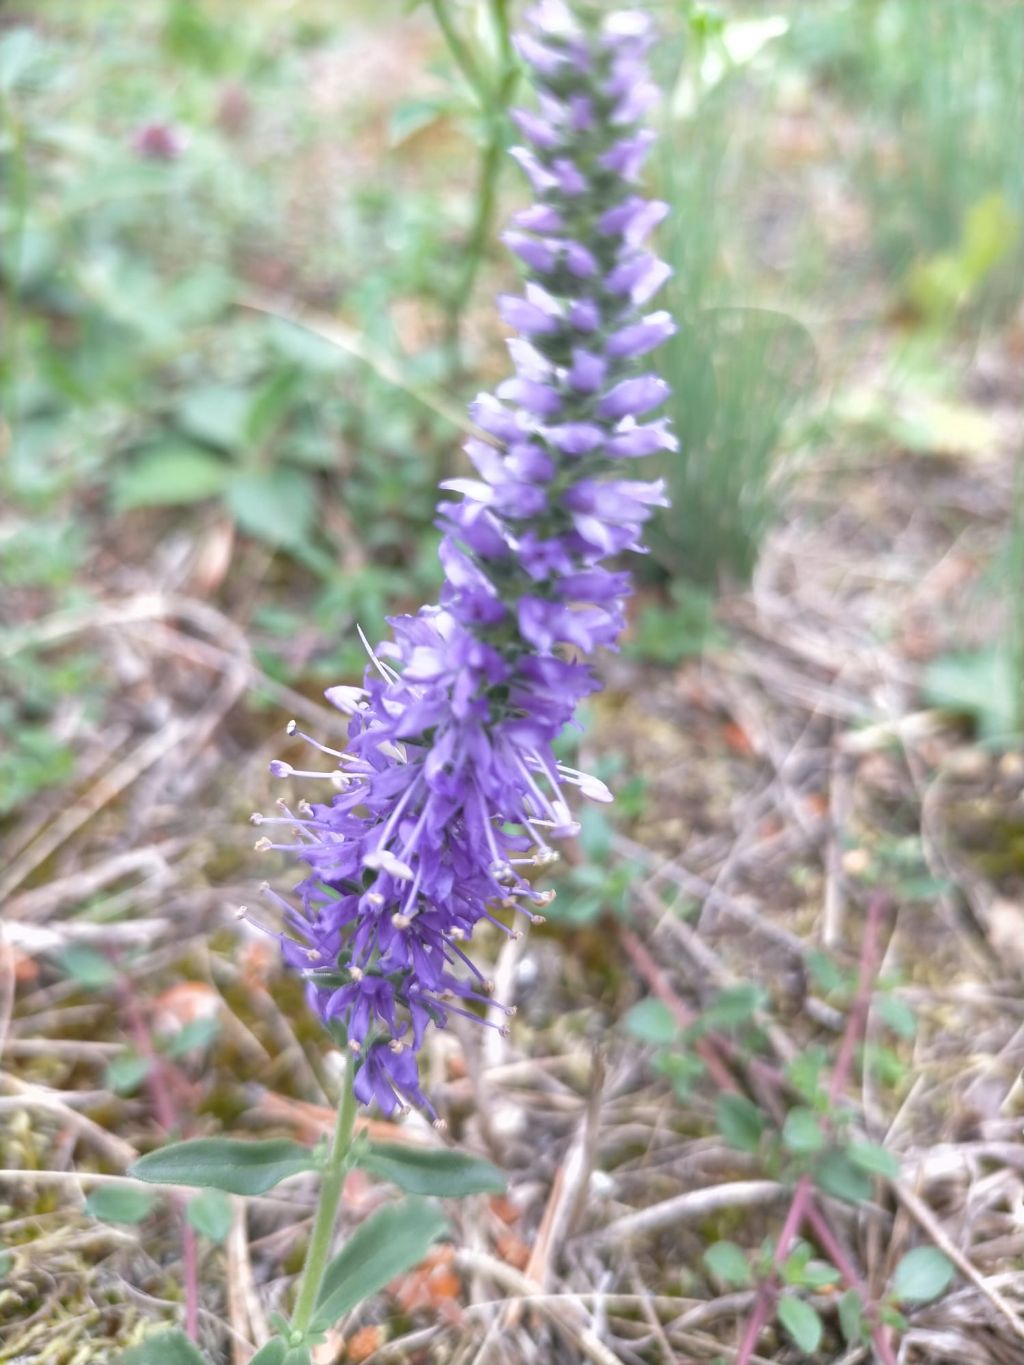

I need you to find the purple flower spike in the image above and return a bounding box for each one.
[261,1,676,1119]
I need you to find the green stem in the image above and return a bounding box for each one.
[447,118,505,358]
[289,1062,358,1336]
[490,0,514,71]
[429,0,492,111]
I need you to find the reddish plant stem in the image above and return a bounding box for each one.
[624,895,894,1365]
[734,1172,814,1364]
[120,985,201,1342]
[735,893,890,1365]
[620,926,740,1094]
[804,1201,896,1365]
[828,892,888,1106]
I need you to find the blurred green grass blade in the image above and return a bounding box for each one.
[240,292,485,440]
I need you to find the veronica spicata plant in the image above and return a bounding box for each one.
[130,5,676,1360]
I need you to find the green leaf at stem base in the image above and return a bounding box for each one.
[311,1198,447,1332]
[130,1137,315,1195]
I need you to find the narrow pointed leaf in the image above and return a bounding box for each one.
[355,1142,505,1197]
[311,1198,447,1331]
[130,1137,315,1195]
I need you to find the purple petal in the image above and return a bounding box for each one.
[544,422,605,454]
[567,349,608,393]
[597,375,670,421]
[498,294,560,335]
[606,311,676,358]
[503,230,558,273]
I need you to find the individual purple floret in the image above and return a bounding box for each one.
[256,0,675,1119]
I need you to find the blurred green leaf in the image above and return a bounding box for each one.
[701,984,767,1032]
[186,1189,233,1243]
[839,1288,867,1345]
[311,1198,447,1331]
[113,444,230,511]
[225,467,316,548]
[119,1330,210,1364]
[162,1015,221,1059]
[131,1137,315,1195]
[356,1143,505,1197]
[715,1093,765,1154]
[814,1149,873,1205]
[163,0,230,72]
[56,945,117,991]
[389,97,448,147]
[923,648,1018,740]
[176,385,253,452]
[247,1344,286,1365]
[847,1140,900,1181]
[782,1107,826,1155]
[876,994,917,1040]
[105,1052,152,1096]
[704,1240,752,1288]
[785,1047,828,1107]
[891,1247,955,1304]
[625,998,679,1046]
[806,950,847,996]
[652,1048,704,1099]
[245,368,303,449]
[86,1186,158,1225]
[0,28,51,93]
[777,1295,823,1353]
[0,725,75,813]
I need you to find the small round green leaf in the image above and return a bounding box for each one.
[130,1137,315,1195]
[715,1093,766,1154]
[782,1107,826,1154]
[891,1247,955,1305]
[703,1240,752,1288]
[162,1015,221,1059]
[105,1052,152,1096]
[814,1149,873,1205]
[113,443,230,512]
[625,998,678,1045]
[876,994,917,1040]
[86,1185,158,1225]
[839,1288,866,1345]
[225,467,315,549]
[777,1294,824,1353]
[356,1142,505,1198]
[847,1140,900,1181]
[57,945,117,991]
[186,1188,233,1243]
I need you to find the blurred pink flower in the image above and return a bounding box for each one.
[132,122,187,160]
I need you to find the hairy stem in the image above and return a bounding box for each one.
[290,1061,359,1336]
